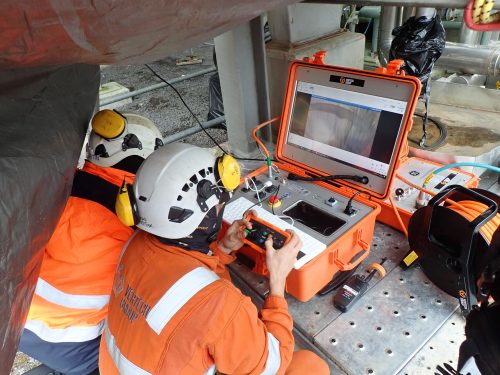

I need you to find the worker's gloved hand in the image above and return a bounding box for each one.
[265,230,302,297]
[217,210,255,254]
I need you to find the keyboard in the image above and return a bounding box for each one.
[223,197,327,269]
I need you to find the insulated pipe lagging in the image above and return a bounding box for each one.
[437,43,500,76]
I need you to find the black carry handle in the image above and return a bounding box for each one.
[425,185,498,314]
[426,185,498,236]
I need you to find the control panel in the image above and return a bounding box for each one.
[224,167,375,269]
[242,214,291,251]
[387,158,477,214]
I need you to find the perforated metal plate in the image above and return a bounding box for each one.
[286,223,408,338]
[314,265,458,375]
[398,311,466,375]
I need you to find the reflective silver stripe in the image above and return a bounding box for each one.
[104,327,151,375]
[25,319,104,343]
[35,278,109,310]
[146,267,219,334]
[261,333,281,375]
[204,364,216,375]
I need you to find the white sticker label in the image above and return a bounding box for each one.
[343,285,359,296]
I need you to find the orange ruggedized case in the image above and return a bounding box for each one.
[234,53,422,302]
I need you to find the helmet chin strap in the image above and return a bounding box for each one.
[207,204,226,243]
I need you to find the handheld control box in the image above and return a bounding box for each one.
[242,214,291,251]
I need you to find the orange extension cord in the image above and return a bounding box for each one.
[251,117,280,158]
[446,200,500,244]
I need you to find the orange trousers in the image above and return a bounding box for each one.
[285,350,330,375]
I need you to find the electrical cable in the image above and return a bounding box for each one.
[251,118,281,178]
[344,191,363,216]
[270,185,281,216]
[446,200,500,244]
[144,64,275,163]
[363,19,372,35]
[389,195,409,238]
[278,215,295,226]
[412,113,448,151]
[288,173,369,184]
[248,178,263,207]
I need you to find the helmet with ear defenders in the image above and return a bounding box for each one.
[88,111,164,167]
[123,142,240,237]
[116,180,139,227]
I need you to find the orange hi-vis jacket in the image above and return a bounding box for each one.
[24,161,134,343]
[99,230,295,375]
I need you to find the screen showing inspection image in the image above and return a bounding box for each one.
[287,81,408,178]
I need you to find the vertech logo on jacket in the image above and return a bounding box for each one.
[99,231,295,375]
[119,285,152,322]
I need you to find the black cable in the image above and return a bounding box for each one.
[144,64,275,163]
[271,184,281,216]
[412,113,448,151]
[288,173,369,185]
[344,191,363,215]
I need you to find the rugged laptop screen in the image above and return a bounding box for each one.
[282,65,417,196]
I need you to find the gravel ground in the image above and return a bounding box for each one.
[10,42,227,375]
[10,353,40,375]
[101,42,228,148]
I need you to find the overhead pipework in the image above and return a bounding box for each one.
[378,6,397,66]
[437,42,500,76]
[304,0,500,9]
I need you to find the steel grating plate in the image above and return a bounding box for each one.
[286,223,409,338]
[398,310,465,375]
[314,265,458,375]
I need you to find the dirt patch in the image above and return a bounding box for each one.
[408,115,500,149]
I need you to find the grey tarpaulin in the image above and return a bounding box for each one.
[0,0,298,69]
[0,64,100,369]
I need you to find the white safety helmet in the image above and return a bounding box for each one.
[87,110,164,167]
[133,142,240,239]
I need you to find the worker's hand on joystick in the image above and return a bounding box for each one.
[217,210,256,254]
[265,230,302,297]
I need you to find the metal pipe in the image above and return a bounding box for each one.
[459,21,481,45]
[100,66,216,106]
[480,32,492,45]
[378,6,397,66]
[415,7,436,19]
[402,6,416,21]
[349,5,357,32]
[304,0,500,9]
[395,6,404,26]
[437,43,500,76]
[163,116,225,144]
[442,20,463,29]
[359,6,381,53]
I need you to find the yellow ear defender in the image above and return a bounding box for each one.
[116,180,139,226]
[216,154,241,191]
[92,109,127,140]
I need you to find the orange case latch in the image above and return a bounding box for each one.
[375,59,406,76]
[303,50,327,65]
